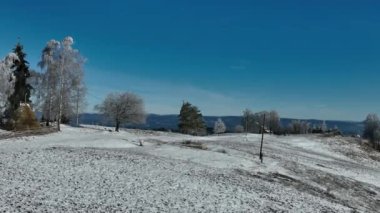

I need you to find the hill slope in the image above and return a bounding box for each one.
[0,125,379,212]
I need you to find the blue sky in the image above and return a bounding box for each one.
[1,0,380,121]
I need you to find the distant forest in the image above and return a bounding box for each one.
[78,113,363,135]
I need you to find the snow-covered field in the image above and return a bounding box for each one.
[0,125,379,212]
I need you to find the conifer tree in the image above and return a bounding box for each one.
[178,102,206,135]
[8,43,33,117]
[178,102,193,134]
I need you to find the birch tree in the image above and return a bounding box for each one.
[38,36,86,130]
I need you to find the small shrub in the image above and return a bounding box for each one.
[182,140,207,150]
[216,148,227,154]
[14,105,40,131]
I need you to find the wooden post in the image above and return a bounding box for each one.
[259,114,266,163]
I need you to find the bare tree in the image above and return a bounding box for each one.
[363,113,380,150]
[321,120,327,133]
[95,92,146,132]
[242,110,281,134]
[213,118,226,135]
[242,109,255,133]
[73,85,87,126]
[289,120,309,134]
[268,110,281,134]
[253,111,269,133]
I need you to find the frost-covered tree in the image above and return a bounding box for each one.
[0,53,19,120]
[214,118,226,134]
[321,120,327,133]
[289,120,309,134]
[37,36,86,130]
[73,84,87,126]
[95,92,146,132]
[268,110,281,134]
[178,102,206,135]
[241,109,255,133]
[37,40,59,126]
[242,109,276,133]
[363,113,380,150]
[7,43,33,118]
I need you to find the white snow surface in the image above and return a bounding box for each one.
[0,125,379,212]
[0,129,8,134]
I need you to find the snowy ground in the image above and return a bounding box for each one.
[0,125,379,212]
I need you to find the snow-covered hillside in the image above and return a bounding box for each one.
[0,125,379,212]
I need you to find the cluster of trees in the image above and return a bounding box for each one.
[241,109,281,134]
[177,105,282,136]
[0,37,147,132]
[239,110,341,135]
[0,44,39,130]
[286,120,336,134]
[178,102,229,135]
[363,113,380,151]
[2,39,378,144]
[0,37,86,131]
[35,37,86,130]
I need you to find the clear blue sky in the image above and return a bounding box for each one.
[1,0,379,121]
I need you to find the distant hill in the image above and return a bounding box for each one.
[78,113,363,135]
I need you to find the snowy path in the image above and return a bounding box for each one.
[0,126,379,212]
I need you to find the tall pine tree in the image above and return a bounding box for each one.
[8,43,33,117]
[178,101,206,135]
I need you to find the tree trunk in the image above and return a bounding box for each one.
[46,77,52,127]
[115,120,120,132]
[57,58,65,132]
[76,89,79,127]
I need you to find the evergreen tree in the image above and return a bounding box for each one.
[178,102,206,135]
[178,102,193,134]
[8,43,33,117]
